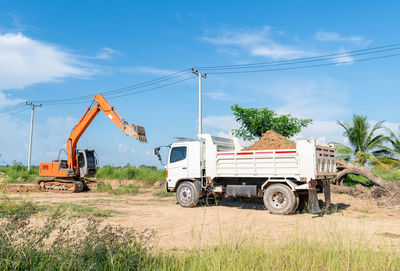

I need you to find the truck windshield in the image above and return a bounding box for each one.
[170,146,187,163]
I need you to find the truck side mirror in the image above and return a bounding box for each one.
[154,147,162,162]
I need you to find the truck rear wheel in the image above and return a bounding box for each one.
[176,181,199,208]
[263,184,296,215]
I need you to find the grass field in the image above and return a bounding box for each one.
[0,163,165,185]
[0,198,399,271]
[2,161,397,189]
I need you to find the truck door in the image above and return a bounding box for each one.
[168,146,188,184]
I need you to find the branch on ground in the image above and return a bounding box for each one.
[334,159,400,199]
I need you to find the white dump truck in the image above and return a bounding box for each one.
[155,134,336,214]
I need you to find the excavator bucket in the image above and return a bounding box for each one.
[123,123,147,142]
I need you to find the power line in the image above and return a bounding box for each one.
[195,42,400,70]
[201,46,400,71]
[0,70,193,109]
[42,76,196,105]
[32,69,192,105]
[205,52,400,75]
[105,75,196,100]
[0,107,31,119]
[0,154,10,166]
[0,103,26,114]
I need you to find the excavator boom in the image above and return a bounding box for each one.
[39,94,146,192]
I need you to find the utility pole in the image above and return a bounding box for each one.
[191,68,207,135]
[192,68,207,188]
[25,102,42,170]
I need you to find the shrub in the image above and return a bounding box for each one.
[95,164,165,185]
[0,161,39,183]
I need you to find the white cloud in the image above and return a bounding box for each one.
[294,120,400,146]
[0,32,95,91]
[292,120,345,144]
[91,47,118,60]
[119,66,178,76]
[203,115,238,131]
[267,79,349,120]
[251,44,313,59]
[202,26,270,46]
[204,91,229,100]
[118,143,136,154]
[384,122,400,134]
[315,31,371,45]
[0,92,24,108]
[202,26,315,60]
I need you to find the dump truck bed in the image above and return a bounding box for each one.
[201,135,336,181]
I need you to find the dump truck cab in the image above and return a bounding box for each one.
[167,139,201,189]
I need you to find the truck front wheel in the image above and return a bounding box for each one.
[263,184,297,215]
[176,181,199,208]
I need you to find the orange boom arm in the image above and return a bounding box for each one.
[66,94,146,171]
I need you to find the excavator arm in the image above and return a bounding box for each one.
[66,94,147,171]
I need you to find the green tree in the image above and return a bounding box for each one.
[335,114,399,167]
[376,127,400,159]
[230,104,312,140]
[389,129,400,154]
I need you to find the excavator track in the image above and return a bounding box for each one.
[38,179,85,192]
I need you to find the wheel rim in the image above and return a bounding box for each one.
[179,186,192,204]
[269,191,287,209]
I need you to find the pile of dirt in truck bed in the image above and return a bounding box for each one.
[243,130,296,150]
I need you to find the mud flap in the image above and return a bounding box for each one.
[323,179,331,209]
[308,180,321,214]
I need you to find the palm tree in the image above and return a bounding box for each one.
[378,127,400,159]
[335,114,399,167]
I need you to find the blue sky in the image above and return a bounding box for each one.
[0,1,399,166]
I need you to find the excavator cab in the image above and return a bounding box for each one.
[77,149,97,178]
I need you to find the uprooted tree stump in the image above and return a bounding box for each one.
[333,159,400,199]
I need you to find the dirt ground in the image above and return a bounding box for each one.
[5,187,400,250]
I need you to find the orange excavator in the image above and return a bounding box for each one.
[39,94,147,192]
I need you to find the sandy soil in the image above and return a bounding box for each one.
[6,190,400,249]
[243,130,296,150]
